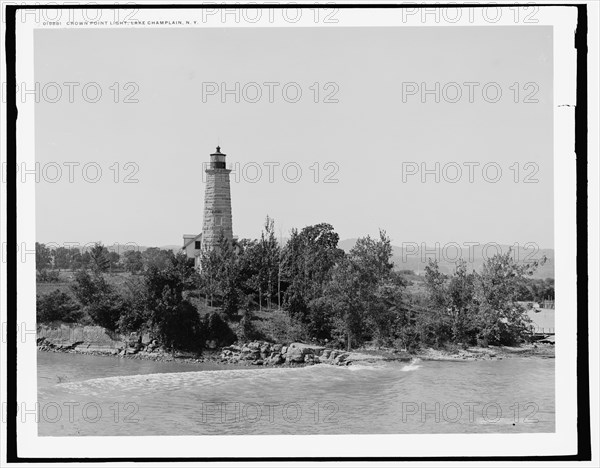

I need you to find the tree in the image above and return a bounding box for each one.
[123,250,144,274]
[281,223,344,319]
[71,269,122,330]
[144,253,202,350]
[35,242,53,272]
[142,248,173,271]
[317,230,399,350]
[151,288,203,352]
[423,259,476,346]
[53,247,71,270]
[107,251,121,272]
[37,290,82,323]
[89,243,110,273]
[446,260,476,344]
[472,251,545,345]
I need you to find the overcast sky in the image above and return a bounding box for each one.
[35,26,553,249]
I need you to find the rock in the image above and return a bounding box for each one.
[288,354,305,363]
[252,359,264,365]
[321,349,332,360]
[281,346,288,355]
[286,343,326,363]
[270,354,284,365]
[242,349,260,360]
[334,354,347,365]
[272,344,283,353]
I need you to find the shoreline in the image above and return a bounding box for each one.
[37,338,554,367]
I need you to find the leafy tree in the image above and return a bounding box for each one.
[71,269,122,330]
[145,253,202,350]
[318,230,398,350]
[89,243,110,273]
[202,311,236,347]
[37,290,82,323]
[446,260,476,344]
[68,248,83,270]
[107,251,121,272]
[116,277,148,334]
[123,250,144,274]
[142,247,173,271]
[35,242,53,272]
[152,288,203,352]
[472,251,545,345]
[53,247,71,270]
[80,251,91,269]
[281,223,344,319]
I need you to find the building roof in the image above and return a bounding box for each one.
[182,233,202,250]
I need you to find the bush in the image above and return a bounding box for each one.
[86,291,125,331]
[37,290,82,323]
[202,311,236,347]
[253,309,307,344]
[71,270,122,331]
[151,288,204,352]
[235,311,263,342]
[37,269,60,283]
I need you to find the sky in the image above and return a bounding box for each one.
[34,26,554,249]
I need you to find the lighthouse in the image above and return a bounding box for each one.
[182,146,234,265]
[202,146,233,249]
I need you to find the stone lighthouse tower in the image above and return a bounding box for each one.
[201,146,233,250]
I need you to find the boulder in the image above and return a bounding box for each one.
[285,343,326,361]
[269,353,284,365]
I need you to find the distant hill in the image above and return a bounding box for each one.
[338,239,554,279]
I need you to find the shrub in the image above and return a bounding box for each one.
[253,309,307,344]
[86,291,125,331]
[147,285,203,352]
[235,311,263,342]
[202,311,236,347]
[37,290,82,323]
[71,270,122,331]
[37,269,60,283]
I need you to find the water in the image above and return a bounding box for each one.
[37,351,555,436]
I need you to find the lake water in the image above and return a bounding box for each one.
[37,351,555,436]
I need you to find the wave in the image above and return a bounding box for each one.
[401,358,422,372]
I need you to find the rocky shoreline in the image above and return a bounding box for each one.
[415,343,555,362]
[37,335,553,368]
[36,337,409,367]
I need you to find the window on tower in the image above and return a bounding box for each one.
[195,241,201,249]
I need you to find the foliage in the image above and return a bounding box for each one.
[89,243,111,273]
[472,251,544,345]
[123,250,144,274]
[36,269,60,283]
[236,310,262,342]
[281,223,344,320]
[202,311,237,347]
[71,269,122,331]
[35,242,53,271]
[144,252,202,350]
[37,290,82,323]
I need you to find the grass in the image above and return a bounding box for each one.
[36,270,140,297]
